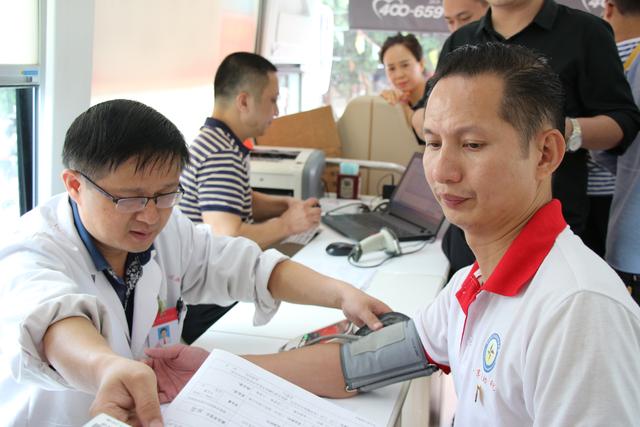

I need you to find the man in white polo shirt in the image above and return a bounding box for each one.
[412,42,640,425]
[147,43,640,425]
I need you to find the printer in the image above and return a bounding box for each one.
[250,146,325,199]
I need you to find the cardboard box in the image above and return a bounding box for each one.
[256,106,341,193]
[256,98,421,196]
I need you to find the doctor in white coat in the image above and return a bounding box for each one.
[0,99,390,427]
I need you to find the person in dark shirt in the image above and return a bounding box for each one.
[600,0,640,304]
[379,32,429,139]
[413,0,640,276]
[443,0,489,32]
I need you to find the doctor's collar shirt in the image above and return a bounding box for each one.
[0,193,287,426]
[70,198,154,334]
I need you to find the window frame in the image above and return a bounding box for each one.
[0,0,41,215]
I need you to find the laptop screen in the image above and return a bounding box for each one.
[389,153,444,229]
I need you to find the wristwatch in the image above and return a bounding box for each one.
[566,118,582,152]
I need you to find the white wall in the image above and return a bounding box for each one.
[39,0,94,200]
[90,0,259,144]
[37,0,263,201]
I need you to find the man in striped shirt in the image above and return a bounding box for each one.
[179,52,322,342]
[600,0,640,304]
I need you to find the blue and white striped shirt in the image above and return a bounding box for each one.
[179,118,253,223]
[587,153,616,196]
[618,37,640,63]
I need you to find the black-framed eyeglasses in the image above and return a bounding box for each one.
[78,172,183,213]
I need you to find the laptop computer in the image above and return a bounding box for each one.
[322,153,445,242]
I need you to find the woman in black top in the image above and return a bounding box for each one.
[379,33,428,145]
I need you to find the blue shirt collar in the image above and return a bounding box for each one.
[204,117,251,156]
[70,198,154,271]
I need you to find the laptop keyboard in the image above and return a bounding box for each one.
[281,226,321,245]
[324,213,429,241]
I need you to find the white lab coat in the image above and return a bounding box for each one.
[0,194,287,426]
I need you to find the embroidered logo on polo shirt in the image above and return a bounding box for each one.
[483,333,501,373]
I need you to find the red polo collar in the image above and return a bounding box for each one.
[456,199,567,314]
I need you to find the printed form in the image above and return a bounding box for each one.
[163,349,376,427]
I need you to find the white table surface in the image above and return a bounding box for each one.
[294,212,450,288]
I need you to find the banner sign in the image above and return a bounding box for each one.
[349,0,449,33]
[559,0,604,15]
[348,0,605,33]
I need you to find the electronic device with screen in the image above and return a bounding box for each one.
[322,153,444,241]
[279,312,411,352]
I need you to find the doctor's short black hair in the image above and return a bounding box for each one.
[62,99,189,179]
[426,43,565,150]
[214,52,277,102]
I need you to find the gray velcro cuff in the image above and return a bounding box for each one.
[340,319,438,392]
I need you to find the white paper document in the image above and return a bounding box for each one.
[163,349,376,427]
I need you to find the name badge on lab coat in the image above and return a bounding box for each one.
[149,306,179,348]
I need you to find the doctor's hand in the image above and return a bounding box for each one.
[90,356,163,427]
[144,344,210,403]
[339,286,392,332]
[282,198,321,235]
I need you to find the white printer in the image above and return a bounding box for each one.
[250,146,325,199]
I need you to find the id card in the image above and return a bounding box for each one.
[148,306,179,348]
[82,413,130,427]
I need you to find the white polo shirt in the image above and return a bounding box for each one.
[414,200,640,426]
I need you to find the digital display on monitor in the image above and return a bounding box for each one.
[391,154,444,226]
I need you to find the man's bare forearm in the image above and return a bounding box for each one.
[267,260,344,307]
[237,217,289,249]
[245,344,353,398]
[252,191,290,221]
[43,317,118,393]
[568,115,624,150]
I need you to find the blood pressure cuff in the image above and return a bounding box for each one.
[340,319,438,392]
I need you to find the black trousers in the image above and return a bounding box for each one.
[615,270,640,306]
[181,303,237,344]
[441,225,475,280]
[578,195,612,258]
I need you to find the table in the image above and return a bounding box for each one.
[193,198,450,426]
